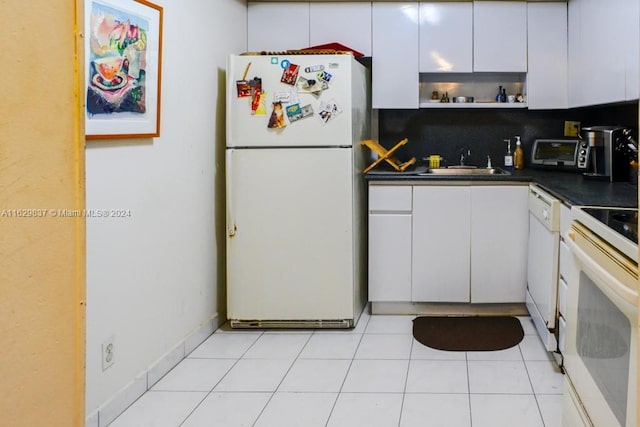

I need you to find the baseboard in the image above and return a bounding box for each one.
[88,313,223,427]
[371,302,529,316]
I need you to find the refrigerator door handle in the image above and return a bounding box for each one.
[226,149,237,237]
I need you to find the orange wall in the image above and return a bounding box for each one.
[0,1,85,425]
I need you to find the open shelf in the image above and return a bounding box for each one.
[419,102,527,109]
[419,72,527,109]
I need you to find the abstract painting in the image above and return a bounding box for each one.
[85,0,162,139]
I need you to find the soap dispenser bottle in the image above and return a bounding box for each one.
[504,139,514,171]
[514,136,525,170]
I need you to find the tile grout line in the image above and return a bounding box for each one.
[396,329,415,427]
[466,350,473,427]
[250,329,318,427]
[177,328,267,427]
[323,310,371,427]
[519,342,548,427]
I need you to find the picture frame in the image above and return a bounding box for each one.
[84,0,163,140]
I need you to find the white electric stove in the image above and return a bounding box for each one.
[571,206,638,262]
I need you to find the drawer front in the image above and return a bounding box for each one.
[558,277,568,317]
[369,185,412,212]
[558,315,566,353]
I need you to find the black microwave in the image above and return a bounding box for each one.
[531,139,590,171]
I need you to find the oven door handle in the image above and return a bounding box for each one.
[565,231,638,306]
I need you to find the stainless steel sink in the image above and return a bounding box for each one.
[420,167,511,175]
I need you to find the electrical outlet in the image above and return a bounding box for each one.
[102,336,115,371]
[564,121,581,137]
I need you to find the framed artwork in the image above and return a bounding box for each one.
[85,0,163,139]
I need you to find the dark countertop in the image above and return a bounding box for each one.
[365,167,638,208]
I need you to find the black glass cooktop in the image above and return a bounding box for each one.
[583,207,638,245]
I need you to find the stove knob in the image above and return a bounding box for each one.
[579,156,586,163]
[580,149,587,155]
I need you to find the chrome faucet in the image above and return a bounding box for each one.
[460,148,471,166]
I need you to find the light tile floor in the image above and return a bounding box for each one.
[109,308,564,427]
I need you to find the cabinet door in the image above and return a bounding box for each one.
[419,2,472,73]
[248,2,309,52]
[369,214,412,301]
[369,185,412,302]
[568,0,627,106]
[470,186,528,303]
[310,3,371,57]
[622,0,639,100]
[372,3,419,108]
[580,0,626,105]
[567,0,583,107]
[527,3,568,109]
[412,186,470,302]
[473,1,527,72]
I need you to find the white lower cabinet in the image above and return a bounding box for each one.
[368,185,413,302]
[470,186,529,303]
[368,183,528,304]
[369,214,412,301]
[412,185,471,302]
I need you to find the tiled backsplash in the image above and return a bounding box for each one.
[376,102,638,169]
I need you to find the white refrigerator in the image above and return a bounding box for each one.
[225,53,370,328]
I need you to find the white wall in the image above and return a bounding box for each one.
[85,0,247,416]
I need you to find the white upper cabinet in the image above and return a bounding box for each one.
[372,3,420,108]
[248,2,310,52]
[419,2,473,73]
[473,1,527,72]
[567,0,581,106]
[310,3,372,57]
[623,0,639,100]
[248,1,638,109]
[568,0,627,107]
[527,2,568,109]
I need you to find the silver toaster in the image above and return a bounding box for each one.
[531,138,590,171]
